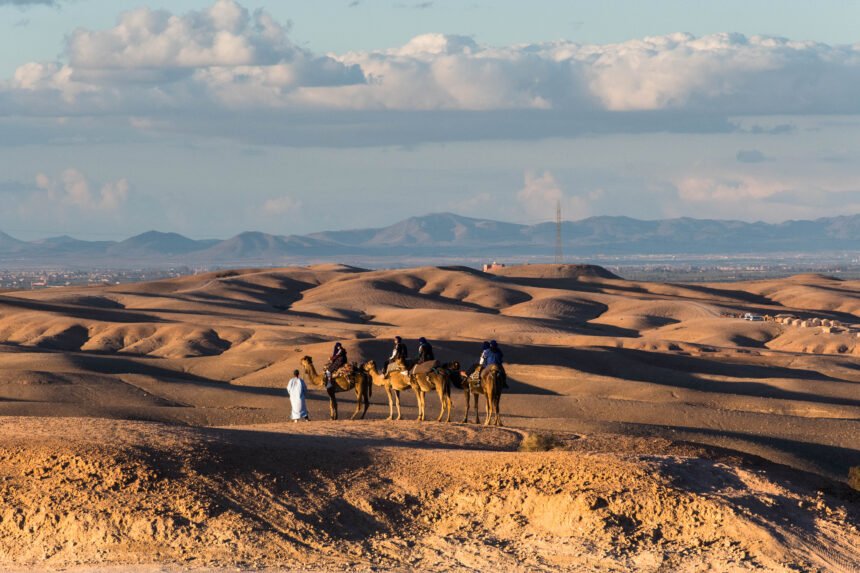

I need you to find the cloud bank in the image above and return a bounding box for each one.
[0,0,59,6]
[2,0,860,146]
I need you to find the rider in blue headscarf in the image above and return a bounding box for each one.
[478,340,508,388]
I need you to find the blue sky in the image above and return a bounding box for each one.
[1,0,859,239]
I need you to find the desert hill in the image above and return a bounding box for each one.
[2,417,858,572]
[0,264,859,570]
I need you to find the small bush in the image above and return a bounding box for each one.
[519,432,564,452]
[849,467,860,491]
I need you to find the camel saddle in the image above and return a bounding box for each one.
[332,363,356,378]
[412,359,439,377]
[467,368,483,391]
[385,359,409,376]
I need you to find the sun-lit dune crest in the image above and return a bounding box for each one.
[652,316,780,348]
[491,263,621,281]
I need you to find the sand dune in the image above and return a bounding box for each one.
[0,264,859,571]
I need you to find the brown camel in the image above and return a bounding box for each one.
[457,364,504,426]
[300,356,371,421]
[360,360,413,421]
[411,361,455,423]
[455,367,485,424]
[480,364,504,426]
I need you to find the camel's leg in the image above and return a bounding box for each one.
[385,386,395,420]
[413,388,422,421]
[443,378,452,423]
[328,388,338,421]
[350,386,360,420]
[435,384,445,423]
[462,389,470,424]
[350,385,362,420]
[483,391,492,426]
[361,382,370,419]
[394,390,402,420]
[494,393,502,426]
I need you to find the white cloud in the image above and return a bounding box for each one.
[516,171,593,221]
[68,1,264,69]
[34,168,130,211]
[262,195,301,215]
[1,2,860,147]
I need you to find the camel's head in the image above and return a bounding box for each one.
[360,359,376,372]
[445,361,460,371]
[300,355,313,369]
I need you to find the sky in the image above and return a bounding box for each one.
[0,0,859,240]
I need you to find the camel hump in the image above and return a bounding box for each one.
[413,360,439,377]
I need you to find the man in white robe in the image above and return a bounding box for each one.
[287,369,309,422]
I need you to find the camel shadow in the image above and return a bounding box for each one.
[62,352,288,398]
[414,341,860,408]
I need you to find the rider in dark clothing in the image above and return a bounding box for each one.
[479,340,508,389]
[325,342,347,389]
[411,336,437,377]
[417,337,435,363]
[384,336,408,378]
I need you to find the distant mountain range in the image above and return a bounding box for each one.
[2,213,859,267]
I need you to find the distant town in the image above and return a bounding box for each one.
[2,259,860,291]
[0,267,202,290]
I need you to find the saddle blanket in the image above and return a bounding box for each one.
[332,363,356,378]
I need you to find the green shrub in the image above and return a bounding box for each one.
[519,432,564,452]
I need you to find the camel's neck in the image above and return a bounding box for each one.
[304,362,323,386]
[367,365,384,385]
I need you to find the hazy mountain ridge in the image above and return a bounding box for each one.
[1,213,859,266]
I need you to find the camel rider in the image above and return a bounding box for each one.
[478,340,509,389]
[471,341,491,381]
[417,337,434,363]
[384,336,408,379]
[412,336,437,377]
[325,342,347,389]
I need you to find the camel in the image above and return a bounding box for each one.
[456,364,504,426]
[480,364,504,426]
[300,356,371,421]
[410,361,456,423]
[360,360,413,421]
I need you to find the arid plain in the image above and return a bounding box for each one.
[0,263,858,572]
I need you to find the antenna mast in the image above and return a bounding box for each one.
[554,200,563,264]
